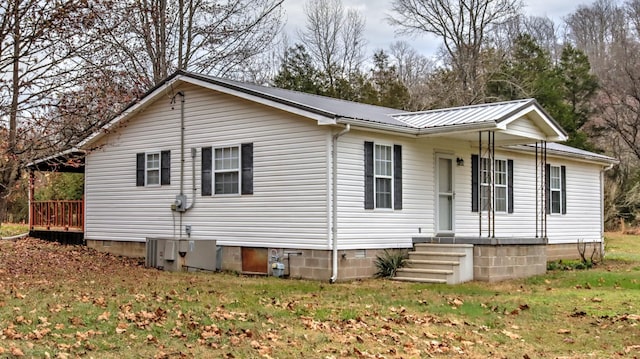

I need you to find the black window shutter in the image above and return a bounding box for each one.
[364,141,374,209]
[545,163,551,214]
[393,144,402,210]
[471,154,479,212]
[201,147,212,196]
[136,153,145,186]
[507,159,514,213]
[161,150,171,185]
[241,143,254,195]
[561,165,567,214]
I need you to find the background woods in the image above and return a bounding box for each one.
[1,0,640,229]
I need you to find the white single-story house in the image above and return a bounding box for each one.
[29,70,617,283]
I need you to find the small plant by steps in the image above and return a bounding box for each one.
[374,249,408,278]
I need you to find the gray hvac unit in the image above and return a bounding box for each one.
[145,238,217,272]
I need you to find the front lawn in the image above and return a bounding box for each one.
[0,234,638,358]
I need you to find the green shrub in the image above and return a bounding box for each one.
[374,250,407,278]
[547,259,594,271]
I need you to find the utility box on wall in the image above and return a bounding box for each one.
[146,238,217,272]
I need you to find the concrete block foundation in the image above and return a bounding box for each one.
[87,240,145,257]
[473,244,547,282]
[219,247,393,281]
[546,242,603,262]
[86,239,602,282]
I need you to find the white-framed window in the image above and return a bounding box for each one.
[146,152,160,186]
[549,165,562,214]
[374,144,393,209]
[494,159,507,212]
[480,158,508,212]
[214,146,240,195]
[480,157,491,211]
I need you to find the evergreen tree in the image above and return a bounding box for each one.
[558,44,599,149]
[370,50,411,109]
[273,44,323,94]
[488,34,598,150]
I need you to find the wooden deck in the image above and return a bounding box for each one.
[29,200,84,232]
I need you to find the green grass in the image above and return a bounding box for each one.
[606,232,640,262]
[0,222,28,237]
[0,234,639,358]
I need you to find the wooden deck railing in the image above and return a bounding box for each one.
[30,200,84,232]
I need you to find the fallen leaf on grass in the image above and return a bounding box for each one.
[501,330,521,340]
[557,329,571,334]
[563,337,575,344]
[68,316,83,326]
[424,332,438,339]
[11,347,24,357]
[625,345,640,353]
[97,311,111,321]
[591,297,603,303]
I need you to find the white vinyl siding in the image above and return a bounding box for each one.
[374,144,392,209]
[214,146,240,195]
[505,116,546,139]
[457,151,603,244]
[335,131,437,250]
[83,82,606,251]
[84,84,329,249]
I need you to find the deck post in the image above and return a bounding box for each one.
[28,171,35,231]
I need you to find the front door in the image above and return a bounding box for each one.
[436,155,454,234]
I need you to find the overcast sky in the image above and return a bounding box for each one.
[282,0,587,58]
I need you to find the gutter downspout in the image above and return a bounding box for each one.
[186,147,196,210]
[330,124,350,283]
[177,91,185,239]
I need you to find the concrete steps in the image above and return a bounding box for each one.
[394,243,473,284]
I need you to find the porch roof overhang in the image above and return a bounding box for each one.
[506,142,619,166]
[26,148,85,173]
[387,99,568,144]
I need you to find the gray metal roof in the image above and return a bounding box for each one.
[508,142,618,164]
[69,70,616,168]
[185,72,412,127]
[391,99,535,128]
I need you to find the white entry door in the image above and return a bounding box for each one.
[436,155,454,234]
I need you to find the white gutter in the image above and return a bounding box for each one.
[330,124,350,283]
[336,117,499,137]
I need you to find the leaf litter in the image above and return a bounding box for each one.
[0,237,639,358]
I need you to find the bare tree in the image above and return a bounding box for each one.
[388,41,435,110]
[299,0,366,92]
[0,0,96,221]
[86,0,284,87]
[493,15,562,62]
[388,0,522,104]
[565,0,626,74]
